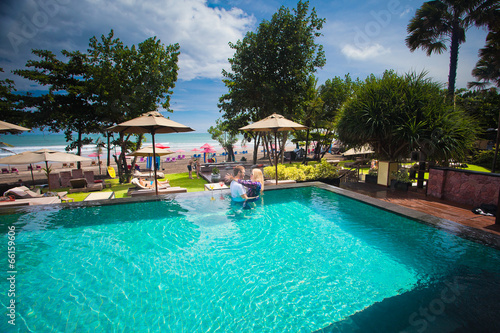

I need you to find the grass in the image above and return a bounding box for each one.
[49,173,207,203]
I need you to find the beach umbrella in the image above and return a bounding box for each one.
[154,143,170,149]
[108,111,194,195]
[176,149,185,153]
[239,113,307,185]
[191,148,200,152]
[0,120,31,134]
[128,147,175,157]
[200,143,214,149]
[128,147,175,177]
[88,153,102,158]
[0,149,91,189]
[202,147,217,163]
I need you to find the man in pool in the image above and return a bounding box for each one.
[229,165,252,202]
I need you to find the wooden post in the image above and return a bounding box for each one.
[496,187,500,225]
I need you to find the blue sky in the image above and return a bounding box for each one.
[0,0,490,132]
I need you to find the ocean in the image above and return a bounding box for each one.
[0,132,246,159]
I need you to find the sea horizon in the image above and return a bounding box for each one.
[0,132,248,159]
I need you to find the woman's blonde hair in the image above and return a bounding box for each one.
[252,169,264,193]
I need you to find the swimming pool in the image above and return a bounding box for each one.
[1,185,500,332]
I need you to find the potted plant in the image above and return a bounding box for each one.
[211,167,220,182]
[365,167,378,184]
[394,169,411,191]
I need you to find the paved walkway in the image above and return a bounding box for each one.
[340,181,500,236]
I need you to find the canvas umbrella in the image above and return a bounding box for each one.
[0,149,91,189]
[128,146,175,178]
[200,143,214,149]
[239,113,307,185]
[108,111,194,195]
[0,120,30,151]
[0,120,30,134]
[202,147,217,163]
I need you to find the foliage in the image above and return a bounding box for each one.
[406,0,497,97]
[336,70,478,163]
[393,169,411,183]
[212,167,220,175]
[207,119,238,161]
[0,68,24,125]
[263,158,338,181]
[469,23,500,89]
[368,168,378,176]
[86,30,180,179]
[220,0,325,156]
[13,49,98,156]
[472,149,500,169]
[455,88,499,139]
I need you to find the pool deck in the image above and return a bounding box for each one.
[338,181,500,236]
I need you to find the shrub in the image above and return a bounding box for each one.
[472,149,498,170]
[315,158,339,179]
[264,159,339,181]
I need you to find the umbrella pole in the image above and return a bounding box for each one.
[152,131,158,196]
[274,132,278,186]
[30,164,35,188]
[45,161,50,191]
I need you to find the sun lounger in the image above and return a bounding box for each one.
[133,170,165,179]
[130,178,170,190]
[57,191,74,203]
[4,186,44,199]
[84,171,104,191]
[84,191,115,201]
[69,178,103,193]
[1,168,9,174]
[130,187,187,197]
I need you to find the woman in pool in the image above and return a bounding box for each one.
[225,169,264,200]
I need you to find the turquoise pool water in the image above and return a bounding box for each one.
[1,187,500,332]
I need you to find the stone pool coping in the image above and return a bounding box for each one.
[2,181,499,250]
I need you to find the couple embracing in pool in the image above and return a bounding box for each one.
[225,165,264,207]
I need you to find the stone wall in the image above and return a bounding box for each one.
[427,167,500,207]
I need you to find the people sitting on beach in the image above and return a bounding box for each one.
[138,178,169,189]
[225,168,264,200]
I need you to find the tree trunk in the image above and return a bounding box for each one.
[77,130,82,169]
[447,21,460,98]
[303,128,310,164]
[107,133,111,167]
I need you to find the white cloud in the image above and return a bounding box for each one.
[88,0,257,80]
[0,0,256,87]
[341,43,391,60]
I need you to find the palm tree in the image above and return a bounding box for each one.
[406,0,498,98]
[468,28,500,89]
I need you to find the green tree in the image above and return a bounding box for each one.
[208,119,238,162]
[469,26,500,89]
[336,70,478,164]
[406,0,497,97]
[13,49,99,161]
[220,0,325,163]
[87,30,180,180]
[0,68,23,125]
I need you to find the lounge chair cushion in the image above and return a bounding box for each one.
[4,186,43,199]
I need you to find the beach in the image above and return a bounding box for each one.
[0,131,311,186]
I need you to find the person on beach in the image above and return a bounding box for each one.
[138,178,168,188]
[225,168,264,200]
[187,157,195,179]
[194,158,201,178]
